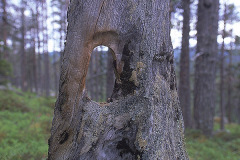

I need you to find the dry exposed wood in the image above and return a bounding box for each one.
[48,1,188,159]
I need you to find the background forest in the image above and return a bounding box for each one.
[0,0,240,159]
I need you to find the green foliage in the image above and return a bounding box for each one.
[0,59,12,85]
[0,90,55,160]
[186,124,240,160]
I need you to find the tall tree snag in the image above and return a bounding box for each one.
[48,1,189,159]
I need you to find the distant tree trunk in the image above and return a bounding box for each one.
[33,38,38,93]
[32,9,38,93]
[179,0,191,129]
[59,30,63,65]
[2,0,8,59]
[20,6,27,91]
[99,49,105,101]
[220,3,227,130]
[53,52,58,96]
[60,0,67,63]
[44,51,50,96]
[90,50,95,100]
[28,50,33,92]
[106,51,115,100]
[42,0,50,97]
[227,34,233,123]
[93,49,99,101]
[36,3,42,95]
[48,1,189,159]
[194,0,219,136]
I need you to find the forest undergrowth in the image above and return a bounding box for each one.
[0,89,239,160]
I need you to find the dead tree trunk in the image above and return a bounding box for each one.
[48,1,188,159]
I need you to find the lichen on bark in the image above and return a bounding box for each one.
[48,0,189,159]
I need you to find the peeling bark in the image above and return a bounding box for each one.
[48,1,188,159]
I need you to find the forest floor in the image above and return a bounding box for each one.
[0,89,239,160]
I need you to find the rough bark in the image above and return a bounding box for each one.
[48,1,188,159]
[88,55,94,98]
[194,0,219,136]
[179,0,191,129]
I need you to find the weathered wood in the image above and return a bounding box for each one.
[48,0,188,159]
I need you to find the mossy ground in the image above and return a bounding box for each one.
[186,124,240,160]
[0,89,239,160]
[0,89,55,160]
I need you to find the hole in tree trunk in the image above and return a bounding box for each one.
[86,45,116,102]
